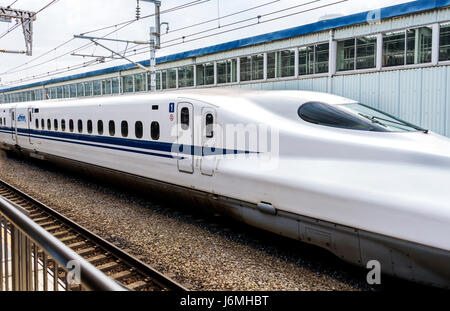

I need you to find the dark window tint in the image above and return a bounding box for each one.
[180,107,189,130]
[121,121,128,137]
[98,120,104,135]
[69,119,74,132]
[47,119,51,130]
[35,119,39,129]
[109,121,115,136]
[78,120,83,133]
[151,121,160,140]
[54,119,58,131]
[135,121,143,139]
[298,102,385,132]
[61,119,66,131]
[41,119,45,129]
[205,113,214,138]
[87,120,93,134]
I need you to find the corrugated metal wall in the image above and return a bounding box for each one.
[238,65,450,136]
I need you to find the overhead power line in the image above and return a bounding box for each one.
[0,0,210,76]
[7,0,20,8]
[2,0,348,86]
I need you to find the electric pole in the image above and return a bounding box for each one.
[138,0,163,92]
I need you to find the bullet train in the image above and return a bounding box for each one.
[0,89,449,288]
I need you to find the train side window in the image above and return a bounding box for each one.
[47,119,51,130]
[151,121,160,140]
[41,119,44,129]
[87,120,93,134]
[35,119,38,129]
[69,119,74,132]
[121,121,128,137]
[98,120,104,135]
[205,113,214,138]
[180,107,189,130]
[109,121,115,136]
[54,119,58,131]
[0,118,2,126]
[61,119,66,131]
[135,121,143,139]
[78,120,83,133]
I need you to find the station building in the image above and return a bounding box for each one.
[1,0,450,136]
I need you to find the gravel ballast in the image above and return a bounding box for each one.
[0,153,376,291]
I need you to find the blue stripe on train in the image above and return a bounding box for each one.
[0,126,256,157]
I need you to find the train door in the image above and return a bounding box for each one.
[27,108,33,144]
[10,109,16,142]
[200,108,217,176]
[177,102,194,173]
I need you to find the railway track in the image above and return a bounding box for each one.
[0,178,187,291]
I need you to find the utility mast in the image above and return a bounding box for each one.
[137,0,163,92]
[0,6,36,56]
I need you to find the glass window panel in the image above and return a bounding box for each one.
[337,39,355,71]
[63,85,70,98]
[122,75,134,93]
[102,79,111,95]
[167,69,177,88]
[178,66,194,88]
[84,82,93,96]
[251,54,264,80]
[315,43,329,74]
[57,86,63,99]
[240,56,252,81]
[383,31,406,67]
[267,52,276,79]
[70,84,77,98]
[356,36,377,69]
[196,65,205,86]
[205,63,214,85]
[406,26,432,65]
[156,72,161,90]
[77,83,84,97]
[439,23,450,61]
[229,59,237,83]
[161,71,168,89]
[50,88,57,99]
[135,121,143,139]
[280,49,295,77]
[135,73,145,92]
[98,120,104,135]
[112,78,119,94]
[268,50,295,79]
[121,121,128,137]
[196,63,214,86]
[298,46,313,76]
[93,80,101,95]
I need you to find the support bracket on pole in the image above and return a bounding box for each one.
[0,6,36,56]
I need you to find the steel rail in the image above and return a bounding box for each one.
[0,178,187,291]
[0,196,126,291]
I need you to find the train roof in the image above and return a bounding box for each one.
[2,89,357,111]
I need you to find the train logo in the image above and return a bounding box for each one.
[17,114,26,122]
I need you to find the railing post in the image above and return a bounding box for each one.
[0,217,3,291]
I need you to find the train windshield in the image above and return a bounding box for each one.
[298,102,427,133]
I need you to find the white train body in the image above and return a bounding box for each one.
[0,89,449,288]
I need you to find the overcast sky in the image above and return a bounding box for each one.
[0,0,413,87]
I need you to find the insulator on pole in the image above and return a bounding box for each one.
[136,0,141,20]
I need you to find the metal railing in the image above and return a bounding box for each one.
[0,195,127,291]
